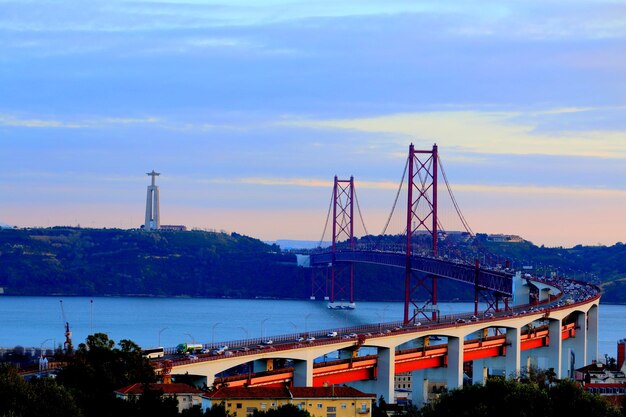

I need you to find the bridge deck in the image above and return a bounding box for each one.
[310,250,513,295]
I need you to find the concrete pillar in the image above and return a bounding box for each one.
[547,319,563,379]
[374,347,395,404]
[293,359,313,386]
[561,346,572,379]
[573,311,587,371]
[446,337,463,390]
[505,327,521,379]
[587,305,599,365]
[411,368,445,407]
[411,370,429,407]
[512,272,530,306]
[472,359,488,385]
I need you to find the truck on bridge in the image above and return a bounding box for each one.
[176,343,203,355]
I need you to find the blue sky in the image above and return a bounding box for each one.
[1,0,625,246]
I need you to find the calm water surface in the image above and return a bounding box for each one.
[0,297,623,359]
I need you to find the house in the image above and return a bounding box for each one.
[203,386,376,417]
[115,382,204,412]
[575,359,626,406]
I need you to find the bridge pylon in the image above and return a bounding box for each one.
[330,176,355,305]
[405,143,438,324]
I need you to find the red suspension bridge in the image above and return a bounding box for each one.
[310,143,513,324]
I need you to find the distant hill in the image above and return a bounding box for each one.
[0,228,624,303]
[0,228,303,299]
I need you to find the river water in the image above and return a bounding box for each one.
[1,297,623,360]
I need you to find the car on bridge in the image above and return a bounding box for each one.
[326,331,338,337]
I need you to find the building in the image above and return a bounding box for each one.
[145,170,161,230]
[115,383,204,412]
[394,371,412,404]
[487,234,524,243]
[203,386,376,417]
[160,225,188,231]
[575,340,626,406]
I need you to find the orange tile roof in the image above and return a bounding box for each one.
[206,386,375,399]
[116,383,203,395]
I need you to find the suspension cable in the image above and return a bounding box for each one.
[374,155,410,249]
[353,187,374,246]
[380,155,409,237]
[318,187,334,248]
[438,155,474,236]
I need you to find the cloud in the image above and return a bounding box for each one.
[0,114,254,131]
[189,176,626,199]
[279,109,626,160]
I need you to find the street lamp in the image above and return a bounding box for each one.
[40,338,52,358]
[288,321,298,335]
[304,313,312,334]
[184,333,195,343]
[212,322,222,346]
[158,327,168,347]
[382,304,390,323]
[239,327,249,340]
[261,318,269,340]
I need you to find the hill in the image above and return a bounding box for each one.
[0,227,303,299]
[0,228,625,303]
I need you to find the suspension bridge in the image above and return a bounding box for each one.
[151,144,601,405]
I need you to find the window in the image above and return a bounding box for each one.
[261,403,267,409]
[236,403,242,409]
[341,403,347,409]
[328,414,336,417]
[317,403,323,409]
[327,406,336,412]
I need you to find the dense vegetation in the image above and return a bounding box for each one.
[409,377,624,417]
[0,333,264,417]
[0,228,302,299]
[1,227,625,302]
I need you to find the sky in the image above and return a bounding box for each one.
[1,0,625,247]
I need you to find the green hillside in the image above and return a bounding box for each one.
[0,227,301,299]
[0,227,625,303]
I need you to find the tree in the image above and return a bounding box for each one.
[200,403,233,417]
[56,333,157,417]
[372,395,388,417]
[414,377,620,417]
[0,364,82,417]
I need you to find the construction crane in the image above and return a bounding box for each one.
[59,300,73,352]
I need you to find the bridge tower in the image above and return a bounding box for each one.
[405,143,438,324]
[330,176,355,306]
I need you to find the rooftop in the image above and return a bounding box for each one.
[206,386,376,400]
[116,383,203,396]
